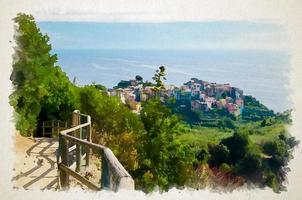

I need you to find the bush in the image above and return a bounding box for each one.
[242,96,275,121]
[263,139,290,171]
[235,153,262,176]
[219,163,232,173]
[221,129,251,163]
[196,149,209,163]
[208,144,230,167]
[265,171,280,192]
[77,85,143,141]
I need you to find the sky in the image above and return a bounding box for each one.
[38,21,289,50]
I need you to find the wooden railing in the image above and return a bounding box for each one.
[42,120,68,137]
[57,110,134,191]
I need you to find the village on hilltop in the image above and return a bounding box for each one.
[107,78,244,116]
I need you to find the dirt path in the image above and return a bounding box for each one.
[12,133,59,190]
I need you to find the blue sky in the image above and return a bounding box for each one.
[38,21,288,50]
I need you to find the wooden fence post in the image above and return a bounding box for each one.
[73,110,81,172]
[85,117,92,166]
[42,121,45,137]
[76,127,83,172]
[59,134,69,189]
[57,121,60,135]
[101,149,110,189]
[51,120,54,136]
[72,110,80,128]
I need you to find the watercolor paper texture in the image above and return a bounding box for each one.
[1,0,302,199]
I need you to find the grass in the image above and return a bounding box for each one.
[176,126,233,149]
[176,122,288,151]
[249,123,288,145]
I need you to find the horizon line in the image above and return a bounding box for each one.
[52,47,290,52]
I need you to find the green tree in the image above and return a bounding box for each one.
[221,128,251,163]
[114,80,132,89]
[262,137,297,192]
[77,86,142,139]
[152,66,166,94]
[77,85,144,172]
[135,75,143,83]
[263,139,291,171]
[9,13,76,136]
[208,144,230,167]
[91,81,107,91]
[235,152,262,176]
[134,98,195,192]
[242,95,275,121]
[195,148,209,163]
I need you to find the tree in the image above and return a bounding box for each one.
[78,86,142,139]
[221,128,251,163]
[242,95,275,121]
[152,66,167,94]
[263,139,291,171]
[134,98,195,192]
[9,13,76,136]
[262,137,296,192]
[135,75,143,83]
[91,81,107,91]
[114,80,132,89]
[235,152,262,176]
[195,148,209,163]
[77,85,144,172]
[208,144,230,167]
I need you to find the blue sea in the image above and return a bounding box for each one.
[54,48,291,112]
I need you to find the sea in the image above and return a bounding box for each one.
[54,48,291,113]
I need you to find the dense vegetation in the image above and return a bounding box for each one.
[114,75,155,89]
[10,13,298,193]
[9,14,77,136]
[167,95,276,129]
[242,95,275,121]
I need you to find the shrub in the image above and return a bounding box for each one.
[221,129,250,163]
[208,144,230,167]
[219,163,232,173]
